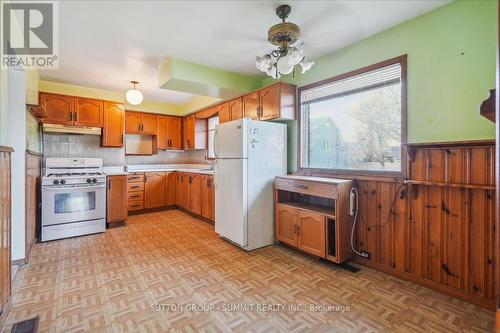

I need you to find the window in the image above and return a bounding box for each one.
[299,56,406,174]
[207,115,219,158]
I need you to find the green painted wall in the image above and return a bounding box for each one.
[266,0,497,172]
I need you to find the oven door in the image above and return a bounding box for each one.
[42,184,106,226]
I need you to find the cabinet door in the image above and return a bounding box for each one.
[297,210,326,258]
[74,97,103,127]
[166,172,176,206]
[156,115,169,149]
[141,114,157,135]
[175,173,183,207]
[201,175,211,219]
[276,204,298,247]
[183,115,195,150]
[125,111,142,134]
[169,117,182,149]
[181,174,190,209]
[260,84,280,120]
[102,102,124,147]
[189,174,202,215]
[242,91,260,120]
[145,172,166,209]
[107,176,128,223]
[217,102,231,124]
[209,176,215,221]
[229,97,243,121]
[40,93,74,125]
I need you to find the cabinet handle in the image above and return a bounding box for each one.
[74,111,78,122]
[69,110,73,122]
[121,134,124,143]
[108,180,111,190]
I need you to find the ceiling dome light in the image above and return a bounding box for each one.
[255,5,314,79]
[126,80,143,105]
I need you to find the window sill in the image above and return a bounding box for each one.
[296,168,406,182]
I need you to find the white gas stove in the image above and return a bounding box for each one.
[41,158,107,241]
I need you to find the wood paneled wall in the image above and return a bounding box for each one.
[0,147,12,325]
[299,140,496,309]
[25,151,41,260]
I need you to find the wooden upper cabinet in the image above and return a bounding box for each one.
[40,93,74,125]
[242,91,260,120]
[107,175,128,223]
[125,111,157,135]
[156,115,169,150]
[260,84,280,120]
[169,117,182,150]
[217,102,231,124]
[297,210,326,258]
[102,102,124,147]
[125,111,142,133]
[145,172,166,209]
[189,173,202,215]
[141,114,157,134]
[229,98,243,122]
[183,115,195,150]
[74,97,103,127]
[157,116,182,150]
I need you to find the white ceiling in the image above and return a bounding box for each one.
[40,0,450,104]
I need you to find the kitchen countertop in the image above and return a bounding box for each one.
[103,164,214,176]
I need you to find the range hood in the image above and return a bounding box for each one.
[42,124,102,135]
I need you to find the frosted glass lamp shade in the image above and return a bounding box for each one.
[126,89,143,105]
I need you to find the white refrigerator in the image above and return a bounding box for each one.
[214,118,287,250]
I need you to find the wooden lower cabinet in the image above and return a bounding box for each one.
[145,172,166,209]
[166,172,176,206]
[276,203,297,247]
[188,174,202,215]
[176,173,189,209]
[0,147,12,318]
[127,173,145,212]
[201,175,215,221]
[275,203,327,258]
[125,171,214,221]
[107,175,128,223]
[297,210,326,258]
[25,152,41,258]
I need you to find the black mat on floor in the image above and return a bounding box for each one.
[11,317,38,333]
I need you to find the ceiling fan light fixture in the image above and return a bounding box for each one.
[255,5,313,79]
[299,58,314,74]
[126,80,143,105]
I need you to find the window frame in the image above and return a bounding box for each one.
[297,55,408,179]
[206,115,219,160]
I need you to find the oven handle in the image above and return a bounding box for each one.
[42,184,106,191]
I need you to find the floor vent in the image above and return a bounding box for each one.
[11,317,39,333]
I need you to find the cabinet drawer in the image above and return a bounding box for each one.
[127,182,144,192]
[127,174,144,182]
[128,191,144,201]
[274,178,338,199]
[128,200,144,211]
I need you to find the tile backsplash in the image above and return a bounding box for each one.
[43,133,206,166]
